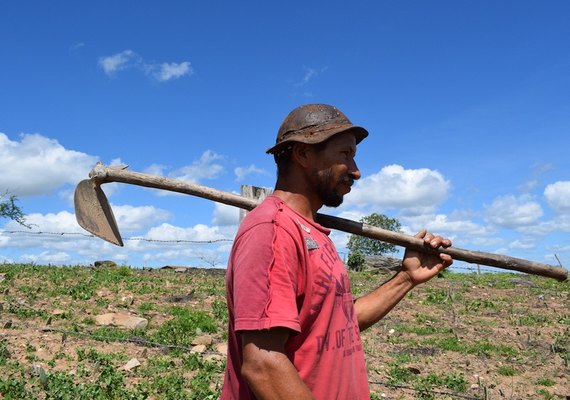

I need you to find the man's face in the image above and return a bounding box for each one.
[309,132,361,208]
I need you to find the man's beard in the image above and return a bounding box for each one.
[314,168,351,208]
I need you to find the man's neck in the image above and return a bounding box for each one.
[272,185,321,221]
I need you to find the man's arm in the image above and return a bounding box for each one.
[241,327,315,400]
[354,230,453,331]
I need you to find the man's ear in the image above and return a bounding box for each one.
[291,143,313,168]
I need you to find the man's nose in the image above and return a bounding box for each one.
[349,159,361,181]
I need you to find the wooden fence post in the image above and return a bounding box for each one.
[240,185,272,224]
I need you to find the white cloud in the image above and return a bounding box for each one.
[485,195,543,229]
[544,181,570,214]
[144,164,167,176]
[295,66,328,87]
[170,150,225,183]
[112,204,171,233]
[213,202,240,226]
[0,133,98,196]
[146,222,226,242]
[70,42,85,51]
[153,62,193,82]
[234,164,270,181]
[509,238,536,250]
[347,164,450,212]
[398,212,500,249]
[98,50,138,75]
[98,50,192,82]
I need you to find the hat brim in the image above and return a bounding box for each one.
[266,125,368,154]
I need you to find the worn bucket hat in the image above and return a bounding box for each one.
[266,104,369,154]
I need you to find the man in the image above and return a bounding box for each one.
[221,104,453,399]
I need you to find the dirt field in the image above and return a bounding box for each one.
[0,264,568,399]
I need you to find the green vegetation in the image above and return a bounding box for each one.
[0,193,29,227]
[346,213,401,270]
[0,263,568,399]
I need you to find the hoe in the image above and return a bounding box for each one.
[74,163,567,281]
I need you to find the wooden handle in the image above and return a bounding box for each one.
[89,164,568,281]
[316,214,567,281]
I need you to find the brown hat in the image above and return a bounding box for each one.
[266,104,369,154]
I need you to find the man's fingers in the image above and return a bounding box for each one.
[415,229,453,251]
[414,229,427,239]
[440,253,453,266]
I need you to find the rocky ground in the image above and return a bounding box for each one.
[0,263,568,399]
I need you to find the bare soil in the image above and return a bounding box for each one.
[0,265,568,399]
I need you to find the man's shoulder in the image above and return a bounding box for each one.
[240,196,298,231]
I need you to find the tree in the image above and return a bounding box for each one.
[0,193,29,227]
[346,213,401,271]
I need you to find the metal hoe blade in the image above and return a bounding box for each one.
[74,179,124,246]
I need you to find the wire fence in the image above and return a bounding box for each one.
[1,229,233,244]
[0,229,517,275]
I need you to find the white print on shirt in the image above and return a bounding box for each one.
[311,239,362,357]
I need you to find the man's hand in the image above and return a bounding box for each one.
[401,229,453,286]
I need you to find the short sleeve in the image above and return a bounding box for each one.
[231,220,302,333]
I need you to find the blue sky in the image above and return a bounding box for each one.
[1,1,569,272]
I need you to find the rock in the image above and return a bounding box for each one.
[94,313,148,330]
[94,260,118,268]
[204,354,224,362]
[52,309,66,316]
[123,358,141,371]
[191,344,207,354]
[165,292,194,303]
[215,343,228,355]
[363,256,402,273]
[192,334,213,346]
[121,296,134,306]
[509,278,537,287]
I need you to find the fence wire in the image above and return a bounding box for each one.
[1,229,233,244]
[0,229,514,274]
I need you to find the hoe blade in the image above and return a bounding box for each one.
[74,179,124,246]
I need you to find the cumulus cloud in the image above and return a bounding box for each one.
[112,204,171,233]
[170,150,225,183]
[146,222,226,242]
[544,181,570,214]
[347,164,450,213]
[485,195,543,229]
[98,50,138,75]
[98,50,192,82]
[213,203,240,226]
[509,238,536,250]
[152,62,193,82]
[0,133,98,196]
[234,164,269,182]
[0,204,172,266]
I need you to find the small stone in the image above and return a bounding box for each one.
[191,344,207,354]
[94,313,148,330]
[192,334,213,346]
[121,296,134,306]
[94,260,118,268]
[123,358,141,371]
[215,343,228,355]
[203,354,224,362]
[52,309,66,316]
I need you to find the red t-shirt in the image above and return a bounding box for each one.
[221,196,370,400]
